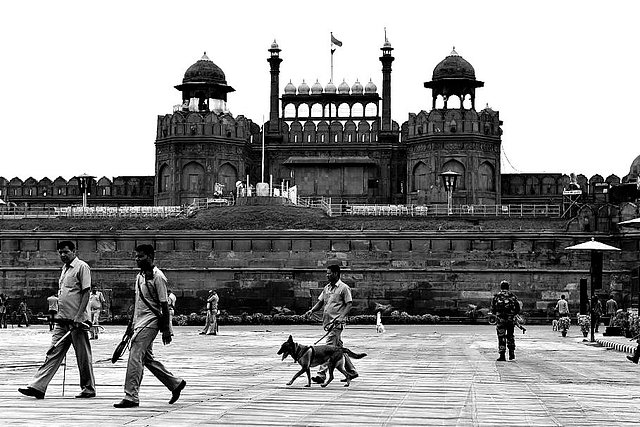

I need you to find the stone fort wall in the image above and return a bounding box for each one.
[0,230,637,319]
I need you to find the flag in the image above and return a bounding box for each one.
[331,33,342,53]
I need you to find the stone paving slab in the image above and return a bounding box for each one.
[2,324,640,426]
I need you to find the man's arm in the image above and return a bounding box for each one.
[160,301,172,345]
[75,288,91,324]
[305,299,324,317]
[337,301,353,322]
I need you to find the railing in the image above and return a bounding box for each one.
[325,202,562,218]
[0,206,187,219]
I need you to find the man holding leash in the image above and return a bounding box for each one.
[490,280,521,361]
[113,244,186,408]
[305,264,359,383]
[18,240,96,399]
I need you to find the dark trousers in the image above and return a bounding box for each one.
[48,310,57,331]
[496,317,516,353]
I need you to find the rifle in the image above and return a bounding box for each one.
[488,313,526,334]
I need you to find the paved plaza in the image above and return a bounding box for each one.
[2,323,640,426]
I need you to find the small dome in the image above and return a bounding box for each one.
[270,39,279,50]
[311,79,323,94]
[183,52,227,85]
[298,80,310,95]
[338,80,350,94]
[364,79,377,94]
[432,47,476,81]
[325,81,337,94]
[383,39,392,49]
[284,80,296,95]
[351,80,363,94]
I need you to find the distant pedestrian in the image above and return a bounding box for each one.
[17,299,29,327]
[89,286,105,339]
[113,244,185,408]
[555,295,570,318]
[591,295,603,333]
[167,289,176,336]
[200,290,219,335]
[0,294,7,328]
[606,295,618,326]
[46,293,59,331]
[490,280,521,361]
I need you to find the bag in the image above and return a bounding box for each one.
[494,293,518,315]
[111,322,134,364]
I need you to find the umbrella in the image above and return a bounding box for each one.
[565,237,620,252]
[618,218,640,229]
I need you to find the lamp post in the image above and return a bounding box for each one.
[566,237,620,342]
[75,173,95,208]
[440,170,460,215]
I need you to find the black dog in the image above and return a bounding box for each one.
[277,335,366,387]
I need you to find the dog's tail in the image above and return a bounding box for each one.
[343,348,367,359]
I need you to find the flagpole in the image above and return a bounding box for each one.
[330,32,334,83]
[261,115,265,183]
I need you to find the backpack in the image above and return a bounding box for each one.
[493,292,518,315]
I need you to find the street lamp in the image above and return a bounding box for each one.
[440,170,460,215]
[566,237,620,342]
[75,173,95,208]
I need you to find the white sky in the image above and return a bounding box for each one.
[0,0,638,181]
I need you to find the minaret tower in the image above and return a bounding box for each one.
[267,40,282,134]
[379,32,394,132]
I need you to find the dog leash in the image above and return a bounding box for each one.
[313,319,341,345]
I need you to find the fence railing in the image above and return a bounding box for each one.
[323,200,562,218]
[0,206,187,219]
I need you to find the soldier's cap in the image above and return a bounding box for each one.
[500,280,509,290]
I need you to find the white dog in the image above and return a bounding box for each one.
[376,311,385,333]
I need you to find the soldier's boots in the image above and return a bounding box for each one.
[627,346,640,364]
[508,350,515,360]
[496,352,506,361]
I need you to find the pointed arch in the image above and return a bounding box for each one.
[441,160,465,190]
[478,162,495,191]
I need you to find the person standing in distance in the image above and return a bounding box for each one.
[167,288,176,336]
[490,280,521,361]
[18,240,96,399]
[305,264,358,383]
[555,294,570,319]
[46,292,59,332]
[89,286,105,339]
[113,244,186,408]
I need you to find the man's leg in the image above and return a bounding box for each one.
[27,326,73,394]
[122,327,156,403]
[496,321,507,361]
[506,322,516,360]
[142,340,184,393]
[312,328,342,383]
[70,327,96,395]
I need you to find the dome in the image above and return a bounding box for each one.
[270,40,279,50]
[311,79,323,94]
[325,81,337,94]
[298,80,310,95]
[432,48,476,81]
[338,80,350,94]
[364,79,377,94]
[182,52,227,85]
[284,80,296,95]
[351,80,363,94]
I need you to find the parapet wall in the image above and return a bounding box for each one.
[1,230,637,318]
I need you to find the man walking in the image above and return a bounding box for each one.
[490,280,521,361]
[555,294,570,318]
[113,244,186,408]
[305,264,358,383]
[18,240,96,399]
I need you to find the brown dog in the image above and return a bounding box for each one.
[277,335,367,387]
